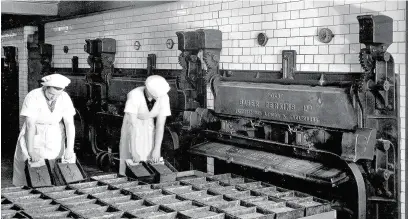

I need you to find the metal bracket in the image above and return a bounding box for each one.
[282,50,296,79]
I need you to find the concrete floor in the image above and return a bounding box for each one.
[1,152,107,188]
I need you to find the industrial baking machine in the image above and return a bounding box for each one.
[181,15,399,219]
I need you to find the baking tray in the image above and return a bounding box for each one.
[68,181,100,190]
[162,185,199,195]
[145,194,184,205]
[176,170,210,181]
[125,161,156,183]
[57,195,97,208]
[90,190,124,199]
[235,182,275,191]
[5,194,42,204]
[14,198,55,209]
[1,186,31,195]
[35,185,72,194]
[178,206,225,219]
[108,180,146,189]
[179,176,214,186]
[224,190,268,202]
[286,196,332,216]
[224,206,275,219]
[208,185,241,195]
[52,158,88,185]
[24,160,54,188]
[131,188,164,199]
[208,173,256,186]
[161,200,205,212]
[147,159,178,183]
[1,189,35,200]
[192,181,223,190]
[78,185,110,194]
[128,205,176,219]
[151,181,181,189]
[1,210,28,219]
[90,173,119,181]
[250,201,305,219]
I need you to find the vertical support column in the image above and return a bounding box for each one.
[176,29,222,110]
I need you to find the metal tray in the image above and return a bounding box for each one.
[179,206,225,219]
[176,170,210,181]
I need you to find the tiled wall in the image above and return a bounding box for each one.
[42,0,404,217]
[1,26,38,127]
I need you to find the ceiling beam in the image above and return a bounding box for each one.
[1,1,59,16]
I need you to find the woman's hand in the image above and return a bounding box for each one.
[29,150,41,162]
[132,152,141,163]
[64,148,75,160]
[150,148,161,163]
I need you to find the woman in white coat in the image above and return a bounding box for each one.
[119,75,171,175]
[13,74,76,186]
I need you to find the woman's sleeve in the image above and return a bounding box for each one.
[63,92,76,116]
[20,92,38,118]
[158,95,171,117]
[124,92,139,115]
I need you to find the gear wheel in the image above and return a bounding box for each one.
[359,48,375,73]
[202,51,220,84]
[202,51,219,69]
[178,52,188,69]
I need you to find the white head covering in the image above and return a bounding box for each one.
[145,75,170,98]
[41,74,71,89]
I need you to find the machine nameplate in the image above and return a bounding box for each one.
[215,82,357,130]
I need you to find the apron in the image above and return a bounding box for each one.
[119,93,158,175]
[12,94,66,186]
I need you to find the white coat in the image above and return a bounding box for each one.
[119,87,171,175]
[13,88,76,186]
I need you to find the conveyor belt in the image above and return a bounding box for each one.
[189,142,348,185]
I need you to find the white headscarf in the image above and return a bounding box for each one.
[41,74,71,89]
[145,75,170,98]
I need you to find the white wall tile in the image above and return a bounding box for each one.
[291,28,300,37]
[300,9,319,18]
[314,54,335,63]
[319,7,329,17]
[299,27,317,36]
[287,1,305,11]
[361,1,386,12]
[273,11,291,20]
[300,45,319,54]
[291,10,300,19]
[278,38,287,46]
[304,18,314,27]
[329,5,350,15]
[349,4,361,14]
[381,10,406,21]
[313,1,332,8]
[277,20,286,29]
[286,19,305,28]
[304,36,314,45]
[250,14,264,22]
[278,3,286,12]
[274,29,291,37]
[263,4,277,13]
[398,1,406,9]
[305,55,314,63]
[300,64,318,71]
[314,16,334,26]
[329,64,351,72]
